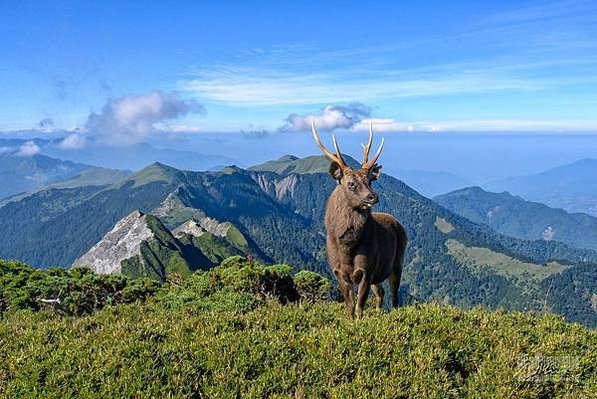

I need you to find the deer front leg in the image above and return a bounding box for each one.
[355,278,371,320]
[337,278,355,319]
[352,253,371,319]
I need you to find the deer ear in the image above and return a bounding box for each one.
[368,164,382,181]
[329,162,344,181]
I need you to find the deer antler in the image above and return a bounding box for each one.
[311,119,348,169]
[361,120,384,170]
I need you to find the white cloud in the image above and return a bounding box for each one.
[154,123,203,133]
[16,141,40,156]
[58,133,87,150]
[86,91,204,146]
[354,118,597,133]
[354,118,416,133]
[415,119,597,132]
[281,103,371,132]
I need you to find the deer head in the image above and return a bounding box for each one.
[312,120,385,210]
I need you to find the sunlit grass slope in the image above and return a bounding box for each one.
[1,302,595,398]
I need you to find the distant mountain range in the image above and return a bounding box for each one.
[0,152,129,200]
[483,158,597,216]
[435,186,597,251]
[0,137,236,173]
[1,155,595,325]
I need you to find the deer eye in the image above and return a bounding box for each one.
[347,181,356,190]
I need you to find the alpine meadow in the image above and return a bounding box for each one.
[1,1,597,398]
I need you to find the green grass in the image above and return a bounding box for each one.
[1,302,595,398]
[446,238,570,281]
[46,168,131,190]
[1,257,595,398]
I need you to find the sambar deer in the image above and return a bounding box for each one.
[312,120,407,319]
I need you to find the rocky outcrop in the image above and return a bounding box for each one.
[172,219,206,238]
[72,210,154,274]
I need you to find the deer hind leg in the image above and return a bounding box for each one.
[389,272,400,308]
[371,284,385,310]
[338,279,355,319]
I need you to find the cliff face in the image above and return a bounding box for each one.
[73,210,154,274]
[72,210,250,279]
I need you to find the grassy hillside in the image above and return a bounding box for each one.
[1,258,596,398]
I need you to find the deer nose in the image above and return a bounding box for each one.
[367,193,378,204]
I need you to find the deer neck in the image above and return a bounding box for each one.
[326,186,370,246]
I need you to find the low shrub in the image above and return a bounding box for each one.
[210,256,299,303]
[293,270,332,303]
[0,260,160,316]
[1,257,331,317]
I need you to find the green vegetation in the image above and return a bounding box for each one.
[1,158,596,326]
[0,260,160,316]
[45,167,131,190]
[250,154,359,174]
[435,186,597,250]
[116,162,183,188]
[446,239,570,281]
[177,225,249,265]
[1,257,595,398]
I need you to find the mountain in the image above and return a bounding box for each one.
[250,155,472,198]
[44,167,132,189]
[0,149,131,202]
[0,152,126,200]
[172,219,249,264]
[73,210,252,279]
[72,210,210,279]
[250,154,359,174]
[1,157,596,325]
[435,186,597,251]
[42,139,236,172]
[484,158,597,216]
[0,137,236,174]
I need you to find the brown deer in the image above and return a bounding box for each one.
[312,120,407,319]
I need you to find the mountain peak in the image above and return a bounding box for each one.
[276,155,299,162]
[73,210,155,274]
[249,154,360,175]
[119,162,183,187]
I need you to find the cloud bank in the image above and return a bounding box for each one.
[16,141,40,156]
[281,103,372,132]
[58,133,87,150]
[85,91,204,146]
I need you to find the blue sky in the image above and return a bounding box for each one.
[1,0,597,134]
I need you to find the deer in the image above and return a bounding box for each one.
[312,120,407,319]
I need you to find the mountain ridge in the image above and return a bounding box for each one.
[483,158,597,216]
[1,156,596,325]
[435,186,597,250]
